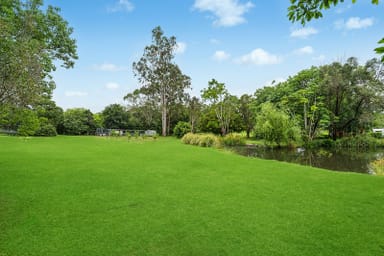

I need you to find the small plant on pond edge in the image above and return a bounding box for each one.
[221,133,246,146]
[369,158,384,176]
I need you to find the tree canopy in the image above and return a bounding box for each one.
[0,0,78,107]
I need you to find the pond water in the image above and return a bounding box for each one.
[231,145,384,174]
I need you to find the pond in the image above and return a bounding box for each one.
[230,145,384,174]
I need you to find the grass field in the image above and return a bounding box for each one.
[0,136,383,256]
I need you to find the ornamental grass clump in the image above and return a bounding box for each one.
[198,134,221,147]
[370,158,384,176]
[221,133,246,146]
[181,132,194,144]
[181,133,221,148]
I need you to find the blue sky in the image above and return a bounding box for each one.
[46,0,384,112]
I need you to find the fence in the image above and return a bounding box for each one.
[95,128,157,137]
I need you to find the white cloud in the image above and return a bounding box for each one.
[213,50,230,61]
[174,42,187,54]
[193,0,254,27]
[92,63,128,72]
[346,17,374,29]
[105,82,120,90]
[335,17,374,30]
[65,91,88,97]
[236,48,282,65]
[294,46,314,55]
[108,0,134,13]
[290,27,318,39]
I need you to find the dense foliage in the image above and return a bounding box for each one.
[101,104,131,129]
[255,103,301,147]
[0,0,77,136]
[1,10,383,142]
[63,108,96,135]
[173,121,191,138]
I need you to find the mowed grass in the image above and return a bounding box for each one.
[0,136,383,256]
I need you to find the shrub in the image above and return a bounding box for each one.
[335,135,379,149]
[35,118,57,136]
[254,102,301,147]
[173,121,191,138]
[17,110,40,136]
[305,139,335,149]
[221,133,246,146]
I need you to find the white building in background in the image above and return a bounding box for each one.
[372,128,384,136]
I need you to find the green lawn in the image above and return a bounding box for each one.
[0,136,383,256]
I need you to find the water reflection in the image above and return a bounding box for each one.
[231,145,384,174]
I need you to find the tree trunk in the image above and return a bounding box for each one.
[161,94,167,136]
[303,102,308,131]
[221,126,226,136]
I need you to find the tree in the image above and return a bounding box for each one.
[201,79,236,135]
[132,26,191,136]
[124,89,160,130]
[199,105,222,134]
[0,0,78,107]
[34,97,64,133]
[16,109,40,136]
[63,108,95,135]
[319,58,384,139]
[35,117,57,136]
[187,96,203,133]
[287,0,383,61]
[101,104,130,129]
[173,121,191,138]
[93,113,104,129]
[238,94,256,138]
[280,67,326,141]
[254,103,301,147]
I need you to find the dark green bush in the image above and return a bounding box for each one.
[305,139,335,149]
[335,135,379,149]
[173,121,191,138]
[35,120,57,136]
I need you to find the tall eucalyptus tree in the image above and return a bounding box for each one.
[132,26,190,136]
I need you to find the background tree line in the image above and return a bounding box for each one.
[1,2,384,141]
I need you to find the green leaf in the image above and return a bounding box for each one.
[375,46,384,54]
